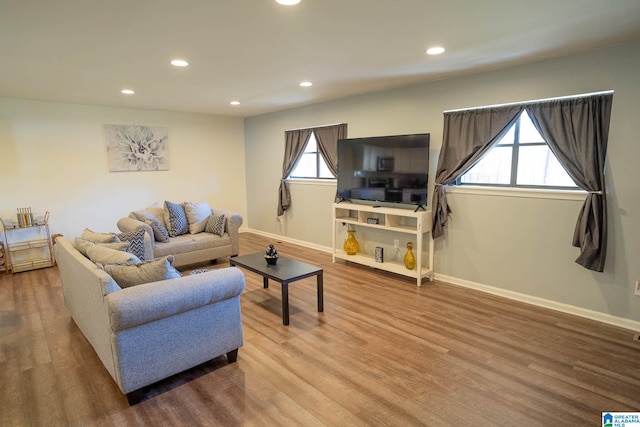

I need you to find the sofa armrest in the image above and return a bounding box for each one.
[117,216,154,260]
[107,267,245,332]
[211,208,243,256]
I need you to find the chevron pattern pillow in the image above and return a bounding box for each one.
[164,201,189,237]
[117,227,147,261]
[144,218,170,242]
[205,214,226,237]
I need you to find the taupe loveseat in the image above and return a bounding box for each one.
[117,201,242,268]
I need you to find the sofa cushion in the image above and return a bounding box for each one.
[153,233,231,258]
[164,201,189,237]
[74,238,130,257]
[191,232,231,251]
[184,201,212,234]
[144,218,170,242]
[102,256,182,288]
[153,235,197,258]
[205,214,226,237]
[116,227,147,261]
[81,228,120,244]
[86,245,141,265]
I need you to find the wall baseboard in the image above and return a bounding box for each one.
[242,228,333,254]
[435,273,640,332]
[243,229,640,333]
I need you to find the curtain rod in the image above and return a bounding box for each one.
[443,90,614,113]
[285,122,347,132]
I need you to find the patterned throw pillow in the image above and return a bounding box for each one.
[102,256,182,288]
[164,201,189,237]
[204,214,226,237]
[117,227,147,261]
[189,268,214,275]
[144,218,170,242]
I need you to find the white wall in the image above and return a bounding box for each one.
[0,99,247,239]
[244,40,640,326]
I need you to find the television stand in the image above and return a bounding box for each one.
[332,203,434,286]
[414,204,426,212]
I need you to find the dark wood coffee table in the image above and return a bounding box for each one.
[229,252,323,325]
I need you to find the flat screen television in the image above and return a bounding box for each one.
[337,133,430,207]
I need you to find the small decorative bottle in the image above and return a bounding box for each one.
[404,242,416,270]
[343,230,360,255]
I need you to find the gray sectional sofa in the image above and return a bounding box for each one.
[54,236,246,404]
[117,202,243,268]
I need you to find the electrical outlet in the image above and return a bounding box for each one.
[635,281,640,296]
[394,239,400,249]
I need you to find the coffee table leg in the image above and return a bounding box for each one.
[282,282,289,325]
[263,277,269,288]
[317,271,323,313]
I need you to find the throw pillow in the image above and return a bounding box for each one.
[116,227,147,261]
[144,218,170,242]
[74,238,130,257]
[102,256,182,288]
[183,200,212,234]
[204,214,226,237]
[81,228,120,244]
[189,268,214,275]
[86,245,141,265]
[132,203,165,225]
[164,201,189,237]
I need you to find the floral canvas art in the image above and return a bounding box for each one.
[104,124,169,172]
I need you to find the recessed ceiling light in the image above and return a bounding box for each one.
[121,89,135,95]
[299,81,313,87]
[426,47,445,55]
[276,0,300,5]
[230,101,240,106]
[170,59,189,67]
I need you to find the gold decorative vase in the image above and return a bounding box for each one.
[404,242,416,270]
[343,230,360,255]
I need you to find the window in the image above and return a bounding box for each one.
[459,111,577,188]
[289,132,335,179]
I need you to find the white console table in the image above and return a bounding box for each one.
[332,203,434,286]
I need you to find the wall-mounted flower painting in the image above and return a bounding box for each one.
[104,124,169,172]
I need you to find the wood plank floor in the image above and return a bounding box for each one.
[1,232,639,426]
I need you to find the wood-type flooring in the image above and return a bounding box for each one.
[1,232,639,426]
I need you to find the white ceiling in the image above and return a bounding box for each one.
[2,0,640,117]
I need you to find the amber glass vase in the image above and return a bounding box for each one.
[404,242,416,270]
[343,230,360,255]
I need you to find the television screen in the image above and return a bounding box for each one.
[337,133,430,206]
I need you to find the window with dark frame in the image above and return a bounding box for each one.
[288,132,335,179]
[457,111,578,189]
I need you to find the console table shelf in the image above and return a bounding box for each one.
[332,203,434,286]
[0,242,7,275]
[1,212,54,274]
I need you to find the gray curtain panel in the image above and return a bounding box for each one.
[431,92,613,272]
[278,128,312,216]
[277,123,347,216]
[314,123,347,176]
[431,106,523,238]
[527,93,613,272]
